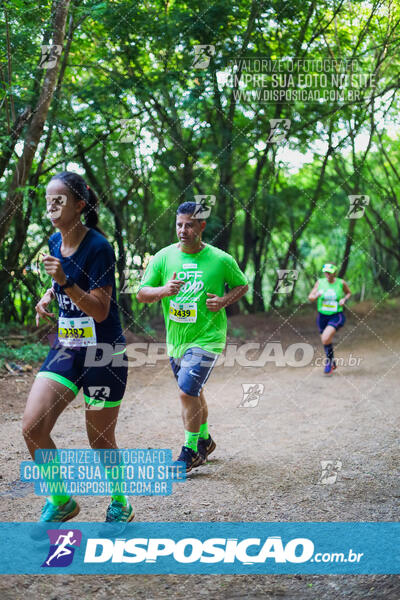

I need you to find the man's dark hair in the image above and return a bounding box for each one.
[176,201,197,216]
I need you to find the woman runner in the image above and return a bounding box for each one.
[308,263,352,375]
[23,171,133,524]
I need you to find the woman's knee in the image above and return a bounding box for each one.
[321,329,335,345]
[22,378,72,441]
[22,413,47,441]
[87,431,116,450]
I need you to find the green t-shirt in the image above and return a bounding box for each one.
[139,243,248,357]
[317,277,344,315]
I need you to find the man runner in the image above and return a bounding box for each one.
[137,202,248,472]
[308,263,352,375]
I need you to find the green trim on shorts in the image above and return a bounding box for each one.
[36,371,79,395]
[84,394,122,408]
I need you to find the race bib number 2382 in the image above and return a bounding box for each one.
[58,316,97,347]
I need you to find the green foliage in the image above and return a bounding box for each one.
[1,0,400,327]
[0,342,48,369]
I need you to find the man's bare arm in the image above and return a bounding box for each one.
[137,272,184,303]
[206,284,249,312]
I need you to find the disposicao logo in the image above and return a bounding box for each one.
[42,529,82,568]
[83,536,314,564]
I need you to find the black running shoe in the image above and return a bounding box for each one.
[197,436,216,462]
[175,445,203,473]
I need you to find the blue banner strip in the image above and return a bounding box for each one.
[0,522,398,574]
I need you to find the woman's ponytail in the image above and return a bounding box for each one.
[83,186,101,232]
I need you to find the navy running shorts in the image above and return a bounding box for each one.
[317,311,346,334]
[37,342,128,408]
[169,346,218,397]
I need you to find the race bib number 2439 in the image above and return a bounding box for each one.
[169,300,197,323]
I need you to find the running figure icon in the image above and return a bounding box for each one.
[45,530,77,566]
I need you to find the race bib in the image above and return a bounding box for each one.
[169,300,197,323]
[321,299,338,312]
[58,316,97,347]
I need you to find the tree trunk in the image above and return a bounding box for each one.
[0,0,70,245]
[339,216,357,278]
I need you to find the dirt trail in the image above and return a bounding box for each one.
[0,306,399,598]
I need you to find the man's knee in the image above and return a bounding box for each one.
[179,388,200,403]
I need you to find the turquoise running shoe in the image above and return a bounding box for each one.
[30,498,80,541]
[99,500,134,536]
[40,497,80,522]
[105,500,134,523]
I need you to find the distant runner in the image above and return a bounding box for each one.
[137,202,248,472]
[308,263,352,375]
